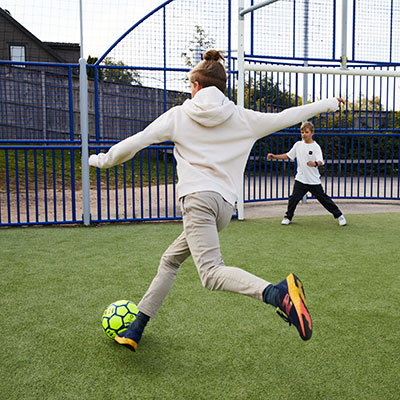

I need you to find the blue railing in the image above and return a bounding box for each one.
[1,0,400,227]
[1,132,399,226]
[244,133,400,204]
[89,144,179,223]
[0,144,82,226]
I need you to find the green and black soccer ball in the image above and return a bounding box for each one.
[101,300,138,339]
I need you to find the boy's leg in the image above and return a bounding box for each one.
[182,191,270,300]
[117,190,312,350]
[285,180,308,221]
[115,231,191,351]
[183,192,313,341]
[137,231,191,318]
[309,184,342,218]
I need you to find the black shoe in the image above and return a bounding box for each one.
[114,324,142,351]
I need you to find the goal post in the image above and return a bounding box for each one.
[236,0,400,221]
[236,0,281,220]
[236,61,400,220]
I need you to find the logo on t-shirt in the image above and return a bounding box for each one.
[308,151,313,155]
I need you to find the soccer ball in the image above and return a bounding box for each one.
[101,300,138,339]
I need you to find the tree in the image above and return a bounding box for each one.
[244,76,300,112]
[171,25,217,105]
[347,95,384,112]
[181,25,216,70]
[86,56,141,86]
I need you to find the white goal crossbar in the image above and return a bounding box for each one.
[244,64,400,78]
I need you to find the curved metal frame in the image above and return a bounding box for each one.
[95,0,175,65]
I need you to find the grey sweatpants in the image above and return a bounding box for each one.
[138,191,270,318]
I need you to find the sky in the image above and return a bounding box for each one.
[1,0,166,58]
[1,0,398,108]
[2,0,399,63]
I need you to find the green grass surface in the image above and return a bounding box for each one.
[1,213,399,400]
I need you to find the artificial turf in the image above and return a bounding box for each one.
[1,213,399,399]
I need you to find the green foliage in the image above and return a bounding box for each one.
[1,214,399,399]
[350,95,385,111]
[87,55,142,85]
[392,110,400,131]
[244,76,300,111]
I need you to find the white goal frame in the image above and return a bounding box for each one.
[236,0,400,220]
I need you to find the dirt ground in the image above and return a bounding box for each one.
[2,183,399,225]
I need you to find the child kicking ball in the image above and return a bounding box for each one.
[90,50,345,351]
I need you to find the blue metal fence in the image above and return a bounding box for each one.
[0,144,82,225]
[89,144,179,223]
[244,133,400,204]
[1,0,400,227]
[1,131,398,226]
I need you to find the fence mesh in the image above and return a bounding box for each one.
[104,0,230,92]
[249,0,336,60]
[1,0,399,226]
[353,0,400,63]
[2,0,400,65]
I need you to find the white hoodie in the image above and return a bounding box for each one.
[89,86,339,205]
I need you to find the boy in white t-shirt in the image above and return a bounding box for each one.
[267,121,347,226]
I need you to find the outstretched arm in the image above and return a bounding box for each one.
[248,98,344,139]
[89,109,175,169]
[89,133,149,168]
[267,153,289,160]
[265,98,342,134]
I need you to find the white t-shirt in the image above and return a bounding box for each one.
[286,140,324,185]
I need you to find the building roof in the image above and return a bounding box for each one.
[43,42,80,49]
[0,8,79,63]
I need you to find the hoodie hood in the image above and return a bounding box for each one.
[182,86,235,127]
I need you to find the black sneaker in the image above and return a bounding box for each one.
[115,324,142,351]
[275,273,312,341]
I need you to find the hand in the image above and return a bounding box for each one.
[267,153,275,160]
[88,154,98,168]
[337,98,345,107]
[306,161,315,167]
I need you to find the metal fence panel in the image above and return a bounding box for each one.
[244,133,400,204]
[1,0,400,227]
[0,145,81,226]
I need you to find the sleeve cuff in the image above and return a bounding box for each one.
[89,154,98,167]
